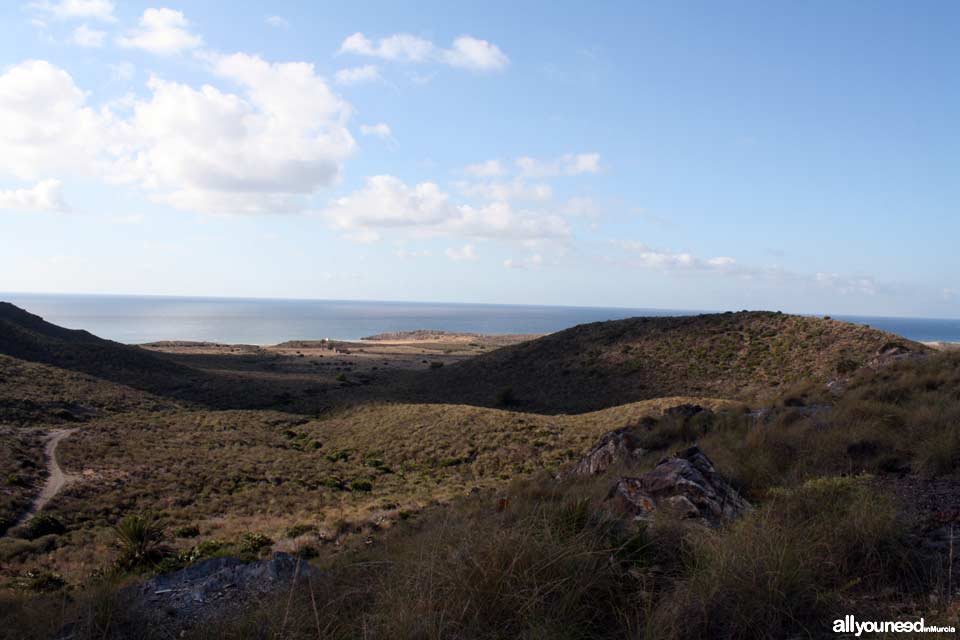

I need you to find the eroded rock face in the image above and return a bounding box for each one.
[564,426,646,477]
[123,552,320,631]
[607,445,749,527]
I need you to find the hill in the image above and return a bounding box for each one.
[0,302,193,391]
[421,311,929,412]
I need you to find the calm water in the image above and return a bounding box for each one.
[3,293,960,345]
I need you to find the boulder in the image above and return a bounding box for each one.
[868,342,927,369]
[563,426,646,477]
[123,552,320,632]
[607,445,749,527]
[662,404,710,420]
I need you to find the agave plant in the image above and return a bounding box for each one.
[114,513,166,570]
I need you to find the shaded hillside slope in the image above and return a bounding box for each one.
[421,311,929,413]
[0,302,193,391]
[0,303,330,412]
[0,354,179,426]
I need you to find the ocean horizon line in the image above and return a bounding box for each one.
[3,290,959,325]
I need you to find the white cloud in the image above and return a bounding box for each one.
[320,175,570,243]
[441,36,509,71]
[613,240,733,270]
[266,15,289,29]
[395,248,432,259]
[339,32,508,71]
[71,23,105,47]
[445,244,477,261]
[117,8,202,55]
[0,179,68,212]
[0,60,116,180]
[516,153,601,177]
[124,52,355,213]
[109,61,135,81]
[463,159,504,178]
[503,253,543,269]
[0,56,354,215]
[456,179,552,202]
[561,196,600,217]
[814,272,878,296]
[359,122,392,139]
[29,0,115,22]
[334,64,382,85]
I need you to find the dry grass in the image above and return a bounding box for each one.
[0,397,733,583]
[421,311,928,413]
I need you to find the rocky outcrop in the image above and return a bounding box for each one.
[663,404,711,420]
[868,342,927,369]
[123,553,320,631]
[564,426,646,477]
[607,445,749,527]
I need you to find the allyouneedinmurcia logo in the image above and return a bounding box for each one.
[833,615,956,636]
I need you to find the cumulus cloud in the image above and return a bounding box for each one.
[71,23,105,46]
[561,196,600,218]
[339,32,508,71]
[0,179,68,212]
[516,153,601,177]
[503,253,543,269]
[441,36,510,71]
[463,159,504,178]
[359,123,392,139]
[613,240,736,271]
[320,175,570,243]
[265,15,289,28]
[29,0,115,22]
[0,55,355,215]
[456,179,552,202]
[125,53,355,213]
[117,8,202,55]
[445,244,477,261]
[334,64,382,85]
[395,248,432,259]
[0,60,116,180]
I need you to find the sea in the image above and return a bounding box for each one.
[3,292,960,345]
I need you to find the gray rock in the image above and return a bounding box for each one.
[607,445,750,527]
[563,426,646,477]
[123,552,320,632]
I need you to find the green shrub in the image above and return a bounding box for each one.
[21,570,66,593]
[350,479,373,492]
[238,532,274,557]
[24,515,65,540]
[6,474,27,487]
[285,523,317,539]
[113,513,166,570]
[173,525,200,538]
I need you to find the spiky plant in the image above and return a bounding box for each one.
[114,513,166,570]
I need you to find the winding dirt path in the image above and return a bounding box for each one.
[15,428,78,527]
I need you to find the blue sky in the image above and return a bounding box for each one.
[0,0,957,317]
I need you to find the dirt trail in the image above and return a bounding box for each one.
[16,428,78,527]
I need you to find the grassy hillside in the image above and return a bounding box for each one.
[422,311,929,412]
[1,396,733,571]
[6,352,960,638]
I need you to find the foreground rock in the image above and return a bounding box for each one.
[564,426,647,477]
[563,404,714,478]
[608,445,749,527]
[123,552,320,632]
